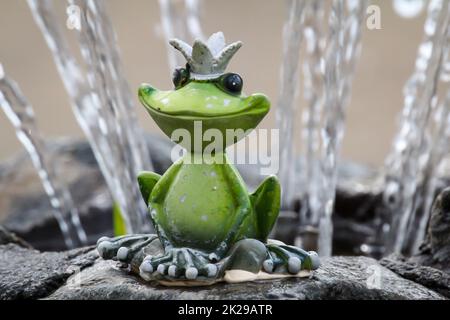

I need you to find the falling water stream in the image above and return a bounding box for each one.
[158,0,204,71]
[28,0,153,234]
[275,0,306,207]
[311,0,367,257]
[276,0,367,256]
[300,0,326,230]
[0,64,87,248]
[383,0,450,255]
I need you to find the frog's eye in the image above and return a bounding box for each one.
[220,73,243,95]
[172,67,189,89]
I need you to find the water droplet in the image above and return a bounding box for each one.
[360,244,370,254]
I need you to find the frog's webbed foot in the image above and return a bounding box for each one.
[140,247,219,281]
[96,234,160,270]
[262,241,320,274]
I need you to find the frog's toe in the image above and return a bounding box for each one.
[185,267,198,280]
[178,249,200,279]
[140,260,154,273]
[287,257,302,274]
[140,254,171,278]
[97,236,110,245]
[167,265,178,277]
[261,248,285,273]
[265,243,320,274]
[194,263,218,278]
[263,259,274,273]
[282,246,320,271]
[205,263,218,278]
[117,247,129,261]
[157,264,167,275]
[166,262,201,279]
[96,234,158,264]
[308,251,321,270]
[97,240,115,259]
[192,252,221,279]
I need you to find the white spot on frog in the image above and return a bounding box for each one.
[161,98,169,105]
[210,171,217,177]
[212,186,218,191]
[179,194,186,203]
[201,215,208,222]
[223,99,230,106]
[206,103,213,109]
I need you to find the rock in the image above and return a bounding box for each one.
[0,225,31,248]
[45,255,444,300]
[376,188,450,299]
[0,244,97,300]
[0,239,444,300]
[415,187,450,272]
[380,254,450,299]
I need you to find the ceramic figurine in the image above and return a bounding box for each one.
[97,32,320,285]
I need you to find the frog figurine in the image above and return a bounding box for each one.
[97,32,320,285]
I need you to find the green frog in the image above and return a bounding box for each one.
[97,32,319,283]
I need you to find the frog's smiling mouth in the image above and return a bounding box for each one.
[138,83,270,120]
[140,96,269,120]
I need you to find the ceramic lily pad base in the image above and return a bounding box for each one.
[145,269,311,287]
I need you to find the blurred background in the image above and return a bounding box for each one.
[0,0,426,167]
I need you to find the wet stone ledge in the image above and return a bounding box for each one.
[0,234,446,300]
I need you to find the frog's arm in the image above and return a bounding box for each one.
[209,156,253,261]
[150,157,183,204]
[146,158,184,249]
[137,171,161,205]
[250,175,280,242]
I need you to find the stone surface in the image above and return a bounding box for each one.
[380,254,450,298]
[374,187,450,300]
[0,225,31,248]
[415,187,450,272]
[0,229,445,300]
[0,243,97,300]
[46,255,444,300]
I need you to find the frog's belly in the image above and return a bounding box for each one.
[153,164,239,251]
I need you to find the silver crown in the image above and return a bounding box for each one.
[169,32,242,80]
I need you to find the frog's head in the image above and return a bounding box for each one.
[139,32,270,153]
